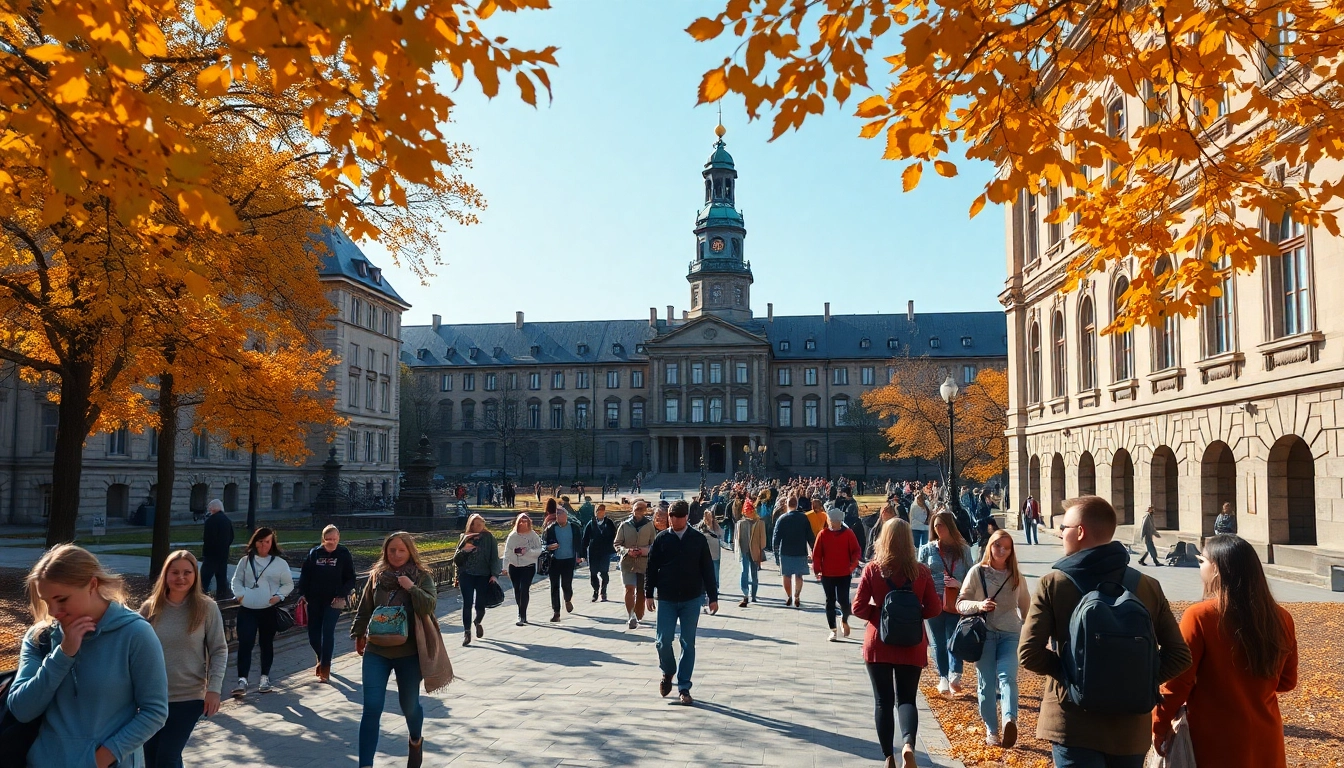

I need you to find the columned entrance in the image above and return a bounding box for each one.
[654,434,768,475]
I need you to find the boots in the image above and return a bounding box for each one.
[408,737,424,768]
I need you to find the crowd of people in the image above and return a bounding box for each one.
[1,480,1303,768]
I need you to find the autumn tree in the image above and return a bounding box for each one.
[689,1,1344,329]
[1,0,558,544]
[862,359,1008,484]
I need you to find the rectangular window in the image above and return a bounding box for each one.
[665,398,679,423]
[631,370,645,388]
[708,397,723,423]
[462,373,475,391]
[832,367,848,385]
[380,380,390,412]
[382,309,391,336]
[1022,189,1039,263]
[108,428,128,456]
[552,371,565,390]
[365,431,375,464]
[350,296,362,324]
[192,430,209,459]
[346,430,357,462]
[550,404,564,430]
[709,363,723,384]
[963,365,977,383]
[576,371,589,389]
[631,401,645,428]
[484,373,497,391]
[224,444,239,461]
[691,363,704,384]
[804,441,819,465]
[366,376,376,410]
[861,366,875,385]
[367,348,375,372]
[379,433,389,463]
[778,400,793,427]
[690,397,705,423]
[575,401,589,428]
[804,399,819,427]
[382,353,390,376]
[462,402,475,431]
[508,373,518,390]
[440,374,452,392]
[777,368,791,386]
[833,399,848,425]
[735,362,748,384]
[666,364,679,385]
[148,428,159,458]
[350,342,360,368]
[606,402,620,428]
[1208,257,1234,355]
[483,400,498,425]
[607,371,620,389]
[529,372,540,390]
[528,403,540,429]
[804,367,818,386]
[735,397,749,422]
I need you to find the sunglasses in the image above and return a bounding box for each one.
[1057,523,1081,532]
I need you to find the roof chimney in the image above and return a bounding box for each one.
[431,314,441,331]
[767,302,773,323]
[824,302,831,323]
[682,310,688,320]
[649,307,658,327]
[515,311,524,330]
[667,305,674,323]
[906,300,915,323]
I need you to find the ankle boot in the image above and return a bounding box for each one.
[408,737,424,768]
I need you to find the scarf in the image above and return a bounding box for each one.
[377,565,419,606]
[416,612,455,694]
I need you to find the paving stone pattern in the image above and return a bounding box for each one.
[184,551,963,768]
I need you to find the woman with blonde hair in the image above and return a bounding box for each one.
[139,550,227,766]
[9,544,168,768]
[909,492,932,548]
[956,529,1030,748]
[918,511,974,697]
[851,520,941,768]
[351,532,441,768]
[455,513,500,646]
[504,513,544,625]
[696,507,724,590]
[298,524,356,682]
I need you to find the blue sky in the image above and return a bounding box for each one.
[366,1,1006,326]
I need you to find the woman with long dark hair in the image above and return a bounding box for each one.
[852,519,941,768]
[917,511,973,697]
[1152,534,1298,767]
[230,527,293,696]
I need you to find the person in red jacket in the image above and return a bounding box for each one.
[852,518,942,768]
[813,505,862,640]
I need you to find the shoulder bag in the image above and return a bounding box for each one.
[367,578,410,647]
[950,568,1006,662]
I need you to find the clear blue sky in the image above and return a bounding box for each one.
[365,1,1006,326]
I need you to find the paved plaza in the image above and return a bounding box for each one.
[183,549,962,768]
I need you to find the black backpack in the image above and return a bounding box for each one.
[1059,567,1161,714]
[879,576,925,647]
[0,626,52,767]
[950,569,1004,663]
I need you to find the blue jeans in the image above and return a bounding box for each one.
[976,629,1020,735]
[926,611,963,677]
[722,522,733,545]
[739,555,760,599]
[306,602,342,667]
[359,651,424,766]
[1051,745,1146,768]
[1023,518,1039,544]
[912,529,928,548]
[144,699,204,767]
[655,596,704,692]
[711,558,721,588]
[458,572,492,630]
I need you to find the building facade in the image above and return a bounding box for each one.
[1001,74,1344,570]
[0,228,406,526]
[404,126,1008,483]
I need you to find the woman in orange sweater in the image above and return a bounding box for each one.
[1153,534,1298,767]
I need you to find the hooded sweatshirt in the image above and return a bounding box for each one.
[9,602,169,768]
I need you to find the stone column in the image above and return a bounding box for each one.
[652,436,662,473]
[677,436,686,473]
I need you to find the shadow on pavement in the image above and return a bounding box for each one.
[472,639,637,667]
[694,700,884,761]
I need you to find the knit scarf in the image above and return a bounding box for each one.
[377,564,419,606]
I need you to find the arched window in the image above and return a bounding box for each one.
[1052,311,1067,397]
[1079,296,1097,390]
[1154,257,1178,370]
[1028,321,1042,404]
[1113,277,1134,381]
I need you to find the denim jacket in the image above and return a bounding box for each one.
[917,542,975,597]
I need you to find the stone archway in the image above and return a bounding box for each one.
[189,483,209,517]
[106,483,130,521]
[1049,453,1066,526]
[1111,448,1135,525]
[1151,447,1179,530]
[1268,435,1316,546]
[1200,442,1236,537]
[1078,451,1096,496]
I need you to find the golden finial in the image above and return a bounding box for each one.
[715,103,726,138]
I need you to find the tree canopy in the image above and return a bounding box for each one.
[689,0,1342,330]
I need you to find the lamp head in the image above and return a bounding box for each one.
[940,376,959,403]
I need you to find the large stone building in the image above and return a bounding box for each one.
[403,127,1007,484]
[0,228,406,526]
[1001,73,1344,580]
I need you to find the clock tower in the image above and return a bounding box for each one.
[687,123,752,324]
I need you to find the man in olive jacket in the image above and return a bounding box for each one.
[1019,496,1191,766]
[615,500,657,629]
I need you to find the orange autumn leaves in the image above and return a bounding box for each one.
[688,0,1344,332]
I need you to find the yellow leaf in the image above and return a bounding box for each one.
[687,17,725,42]
[909,132,933,156]
[699,68,728,103]
[934,160,957,177]
[342,161,362,187]
[969,194,987,219]
[197,63,232,97]
[477,0,497,19]
[53,74,89,103]
[902,162,922,192]
[26,44,67,63]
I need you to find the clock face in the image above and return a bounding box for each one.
[710,237,725,253]
[710,284,723,302]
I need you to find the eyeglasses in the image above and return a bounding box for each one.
[1057,523,1082,533]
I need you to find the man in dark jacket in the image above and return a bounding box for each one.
[1020,495,1190,764]
[953,500,977,547]
[772,495,816,608]
[200,498,235,599]
[582,503,618,602]
[645,500,718,706]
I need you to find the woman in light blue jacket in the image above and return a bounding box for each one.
[917,511,975,699]
[9,544,168,768]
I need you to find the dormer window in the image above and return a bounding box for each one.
[530,344,541,356]
[445,347,455,358]
[416,348,429,360]
[492,346,504,357]
[887,337,898,349]
[859,337,871,349]
[369,268,382,284]
[577,343,590,355]
[469,347,480,359]
[779,340,791,352]
[804,339,816,351]
[354,261,368,277]
[635,343,648,354]
[612,343,624,355]
[929,337,941,348]
[960,336,973,348]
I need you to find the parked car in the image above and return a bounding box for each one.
[658,490,684,501]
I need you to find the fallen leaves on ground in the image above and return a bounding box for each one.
[922,602,1343,766]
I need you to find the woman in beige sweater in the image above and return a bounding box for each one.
[956,529,1031,749]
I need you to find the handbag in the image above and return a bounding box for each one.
[537,548,555,577]
[274,604,296,633]
[950,569,1005,662]
[294,597,309,628]
[482,579,506,610]
[941,558,960,614]
[1146,707,1197,768]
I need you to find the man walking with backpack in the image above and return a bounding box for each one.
[1019,496,1190,768]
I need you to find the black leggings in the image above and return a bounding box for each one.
[236,606,277,678]
[820,575,852,629]
[509,565,536,622]
[865,662,921,757]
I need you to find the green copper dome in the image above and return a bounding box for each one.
[697,201,743,228]
[706,139,735,170]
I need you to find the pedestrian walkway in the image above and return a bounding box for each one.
[183,549,964,767]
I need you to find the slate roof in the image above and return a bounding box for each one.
[402,310,1006,367]
[313,226,407,306]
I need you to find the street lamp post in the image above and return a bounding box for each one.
[940,376,960,514]
[699,454,707,497]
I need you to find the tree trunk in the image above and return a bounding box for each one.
[150,371,178,577]
[247,445,259,532]
[46,365,95,547]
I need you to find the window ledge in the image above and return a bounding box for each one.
[1108,379,1139,402]
[1047,395,1070,415]
[1076,388,1102,409]
[1147,367,1185,394]
[1258,331,1324,371]
[1026,402,1045,420]
[1196,351,1244,384]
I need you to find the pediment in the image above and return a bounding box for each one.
[647,316,768,349]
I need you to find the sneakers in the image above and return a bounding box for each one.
[936,676,950,696]
[1002,719,1018,748]
[232,677,247,697]
[948,673,963,696]
[659,675,673,697]
[258,675,271,693]
[678,690,694,706]
[516,619,526,627]
[828,630,838,642]
[627,614,639,630]
[985,733,1001,746]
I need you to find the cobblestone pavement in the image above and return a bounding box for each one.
[184,551,964,768]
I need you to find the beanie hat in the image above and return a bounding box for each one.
[797,497,812,512]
